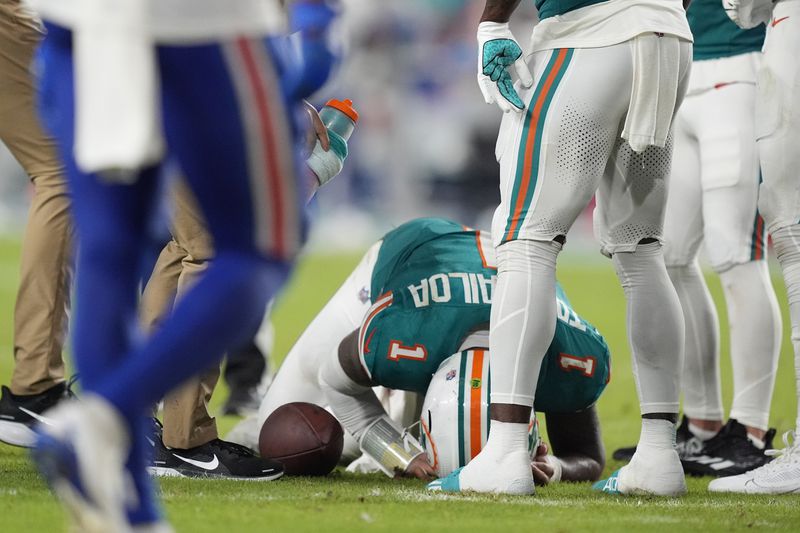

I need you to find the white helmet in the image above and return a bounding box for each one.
[419,349,539,477]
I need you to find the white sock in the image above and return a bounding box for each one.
[747,434,766,450]
[613,242,684,414]
[489,239,561,407]
[667,262,723,422]
[484,421,529,452]
[638,419,677,452]
[771,225,800,434]
[688,422,718,441]
[720,261,782,430]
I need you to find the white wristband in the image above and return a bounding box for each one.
[544,455,563,483]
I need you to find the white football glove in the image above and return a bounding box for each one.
[722,0,774,29]
[477,21,533,113]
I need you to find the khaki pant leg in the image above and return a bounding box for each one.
[140,240,183,333]
[158,181,220,449]
[0,2,72,395]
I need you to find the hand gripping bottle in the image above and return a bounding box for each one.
[307,98,358,186]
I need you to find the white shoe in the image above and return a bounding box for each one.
[709,431,800,494]
[428,448,534,495]
[595,448,686,496]
[0,419,37,447]
[31,395,132,533]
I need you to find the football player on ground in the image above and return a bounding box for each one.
[27,0,339,530]
[615,0,780,478]
[436,0,693,496]
[709,0,800,495]
[231,217,609,484]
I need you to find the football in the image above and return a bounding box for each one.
[258,402,344,476]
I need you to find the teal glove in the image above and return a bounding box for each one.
[477,21,533,113]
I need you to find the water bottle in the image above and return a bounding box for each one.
[319,98,358,141]
[309,99,358,186]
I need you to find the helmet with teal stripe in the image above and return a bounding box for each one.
[419,349,540,477]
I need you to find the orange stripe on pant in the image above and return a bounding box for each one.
[504,48,569,242]
[235,38,287,258]
[469,349,485,460]
[755,215,764,260]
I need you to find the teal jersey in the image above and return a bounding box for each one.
[535,0,608,20]
[360,218,610,413]
[688,0,764,60]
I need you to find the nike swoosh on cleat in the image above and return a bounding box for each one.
[19,407,53,426]
[172,453,220,471]
[772,16,790,27]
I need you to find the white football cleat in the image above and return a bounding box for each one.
[594,448,687,496]
[709,431,800,494]
[427,448,534,495]
[31,395,131,533]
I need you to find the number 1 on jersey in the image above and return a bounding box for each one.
[558,353,596,377]
[388,340,428,362]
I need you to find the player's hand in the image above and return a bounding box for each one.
[400,454,437,481]
[477,21,533,113]
[531,442,554,485]
[722,0,773,29]
[303,100,330,156]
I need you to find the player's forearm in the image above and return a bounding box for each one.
[480,0,522,22]
[551,453,604,482]
[319,349,386,439]
[544,407,606,482]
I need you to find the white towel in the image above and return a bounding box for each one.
[621,33,682,153]
[73,0,164,179]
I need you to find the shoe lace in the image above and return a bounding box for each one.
[682,437,704,456]
[65,374,80,399]
[762,431,800,470]
[211,438,256,458]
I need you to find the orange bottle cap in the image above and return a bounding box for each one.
[325,98,359,123]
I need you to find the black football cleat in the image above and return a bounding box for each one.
[612,415,696,461]
[0,382,70,447]
[149,436,284,481]
[681,419,775,477]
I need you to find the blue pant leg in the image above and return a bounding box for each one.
[96,38,303,421]
[37,24,162,390]
[37,24,163,525]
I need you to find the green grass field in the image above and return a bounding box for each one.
[1,238,799,531]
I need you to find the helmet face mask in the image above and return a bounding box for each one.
[420,349,539,477]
